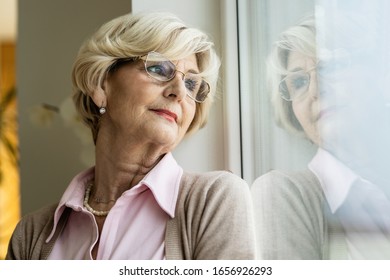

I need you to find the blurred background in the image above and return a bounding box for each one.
[0,0,18,260]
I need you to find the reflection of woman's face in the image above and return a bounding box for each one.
[287,51,321,145]
[287,49,387,162]
[318,54,388,163]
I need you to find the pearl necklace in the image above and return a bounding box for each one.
[83,184,110,216]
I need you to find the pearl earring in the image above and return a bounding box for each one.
[99,106,106,115]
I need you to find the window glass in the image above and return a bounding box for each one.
[244,0,390,259]
[238,0,316,184]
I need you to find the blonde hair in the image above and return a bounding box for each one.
[72,11,220,143]
[266,15,316,136]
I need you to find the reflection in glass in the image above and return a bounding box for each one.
[251,0,390,259]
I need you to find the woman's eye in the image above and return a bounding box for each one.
[147,63,175,80]
[147,65,167,76]
[291,75,309,90]
[184,78,199,92]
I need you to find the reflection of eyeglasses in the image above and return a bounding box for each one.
[279,49,351,102]
[139,51,210,103]
[279,67,316,101]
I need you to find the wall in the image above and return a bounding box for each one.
[18,0,131,215]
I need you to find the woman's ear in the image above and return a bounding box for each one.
[91,79,108,108]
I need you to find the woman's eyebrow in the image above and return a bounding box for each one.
[187,69,200,74]
[174,60,200,74]
[288,66,305,72]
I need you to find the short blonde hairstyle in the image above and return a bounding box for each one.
[266,15,316,136]
[72,12,220,143]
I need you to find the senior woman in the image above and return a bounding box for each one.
[7,12,255,260]
[251,14,390,259]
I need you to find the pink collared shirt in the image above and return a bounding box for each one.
[47,153,182,260]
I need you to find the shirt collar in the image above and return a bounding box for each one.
[46,166,95,242]
[139,152,182,218]
[46,153,182,242]
[308,148,359,213]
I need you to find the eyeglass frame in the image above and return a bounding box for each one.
[279,49,352,102]
[130,51,211,103]
[278,66,317,102]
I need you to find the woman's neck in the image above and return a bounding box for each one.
[92,134,168,200]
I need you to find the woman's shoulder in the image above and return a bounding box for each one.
[181,170,249,192]
[251,169,323,202]
[252,169,320,188]
[182,169,246,181]
[17,203,58,230]
[6,203,59,259]
[178,170,250,206]
[169,171,255,260]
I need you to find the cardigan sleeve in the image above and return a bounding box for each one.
[251,170,327,259]
[6,204,59,260]
[5,217,24,260]
[172,171,256,260]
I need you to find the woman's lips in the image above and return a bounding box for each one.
[318,105,346,121]
[319,107,336,120]
[151,109,178,122]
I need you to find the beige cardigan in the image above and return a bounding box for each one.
[251,169,347,259]
[7,171,256,260]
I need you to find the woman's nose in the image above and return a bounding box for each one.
[164,71,187,101]
[308,72,319,99]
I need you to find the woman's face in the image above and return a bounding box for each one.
[100,54,197,152]
[317,52,388,164]
[287,51,321,145]
[287,50,387,162]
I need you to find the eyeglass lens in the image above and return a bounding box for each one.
[279,72,311,101]
[144,52,210,103]
[280,51,351,101]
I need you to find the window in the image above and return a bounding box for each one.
[238,0,316,184]
[239,0,390,259]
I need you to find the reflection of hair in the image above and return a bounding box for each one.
[267,15,316,136]
[72,12,220,143]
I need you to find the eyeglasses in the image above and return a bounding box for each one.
[279,49,351,102]
[139,51,210,103]
[279,67,316,102]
